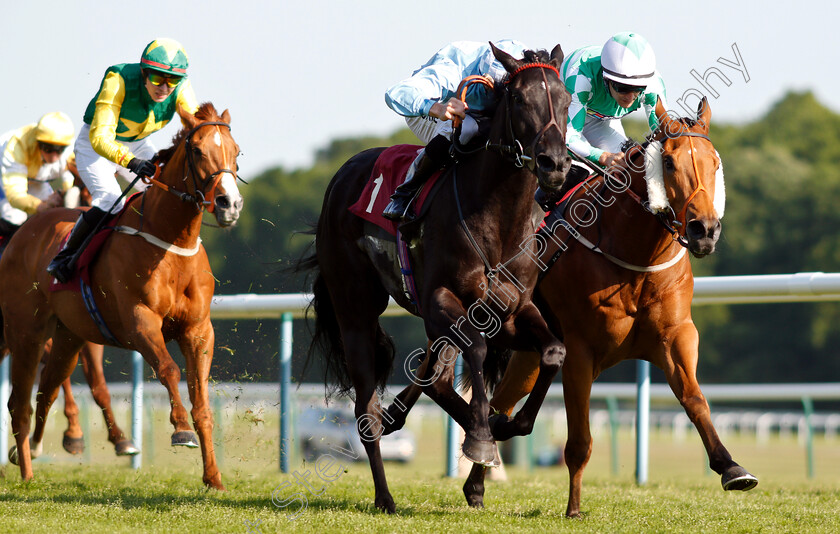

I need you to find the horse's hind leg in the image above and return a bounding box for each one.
[40,338,85,455]
[342,323,396,513]
[80,342,138,456]
[30,324,84,461]
[381,341,431,435]
[6,313,53,479]
[60,377,85,455]
[660,326,757,491]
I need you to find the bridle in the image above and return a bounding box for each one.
[648,127,715,246]
[145,121,239,213]
[452,62,566,170]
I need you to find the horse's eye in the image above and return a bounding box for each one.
[663,156,675,172]
[191,146,203,157]
[512,92,524,105]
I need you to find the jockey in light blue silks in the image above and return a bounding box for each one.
[382,39,527,222]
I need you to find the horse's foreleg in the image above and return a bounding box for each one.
[80,342,137,456]
[561,342,594,518]
[463,349,541,508]
[490,304,565,441]
[425,290,497,466]
[179,322,223,490]
[661,325,757,491]
[138,335,194,444]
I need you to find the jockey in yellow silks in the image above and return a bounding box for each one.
[47,37,199,283]
[0,112,76,240]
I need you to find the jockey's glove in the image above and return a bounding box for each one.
[126,157,156,179]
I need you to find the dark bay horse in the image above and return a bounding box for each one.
[0,103,243,489]
[461,97,758,516]
[301,44,571,512]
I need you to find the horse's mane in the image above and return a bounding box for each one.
[156,102,224,165]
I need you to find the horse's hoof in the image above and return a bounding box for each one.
[171,431,200,448]
[721,465,758,491]
[374,494,396,514]
[462,436,499,467]
[115,440,140,456]
[463,481,485,508]
[63,435,85,455]
[488,413,514,441]
[8,446,19,466]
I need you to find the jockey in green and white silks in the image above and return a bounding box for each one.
[381,39,527,221]
[561,32,667,167]
[47,37,199,283]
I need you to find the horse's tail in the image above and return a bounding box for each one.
[300,251,395,399]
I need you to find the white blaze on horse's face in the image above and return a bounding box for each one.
[215,171,243,227]
[214,131,222,147]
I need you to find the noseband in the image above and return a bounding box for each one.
[652,129,714,244]
[146,121,238,212]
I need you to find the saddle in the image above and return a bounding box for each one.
[348,145,447,237]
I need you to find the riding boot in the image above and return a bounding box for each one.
[382,134,454,222]
[382,150,440,222]
[46,207,109,283]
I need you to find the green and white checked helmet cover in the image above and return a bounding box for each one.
[600,32,655,86]
[140,38,189,76]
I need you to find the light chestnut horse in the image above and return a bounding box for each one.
[0,103,243,489]
[462,97,758,516]
[44,341,139,456]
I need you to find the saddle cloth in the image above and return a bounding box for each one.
[347,145,445,236]
[48,219,118,293]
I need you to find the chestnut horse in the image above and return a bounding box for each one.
[300,45,571,512]
[461,97,758,516]
[0,103,242,489]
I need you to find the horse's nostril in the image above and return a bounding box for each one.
[215,196,230,209]
[686,220,707,240]
[536,154,557,172]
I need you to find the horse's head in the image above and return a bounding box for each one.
[643,97,723,257]
[491,43,572,192]
[175,103,244,227]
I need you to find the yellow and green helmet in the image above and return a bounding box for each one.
[140,38,189,77]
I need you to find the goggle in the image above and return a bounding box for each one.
[610,80,646,94]
[147,72,181,88]
[38,142,66,154]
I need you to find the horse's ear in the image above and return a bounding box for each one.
[655,97,671,128]
[490,41,521,73]
[549,44,564,69]
[221,109,231,124]
[697,97,711,131]
[178,105,198,129]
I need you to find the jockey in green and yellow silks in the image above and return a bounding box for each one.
[47,37,199,283]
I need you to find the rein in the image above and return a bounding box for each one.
[144,121,238,213]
